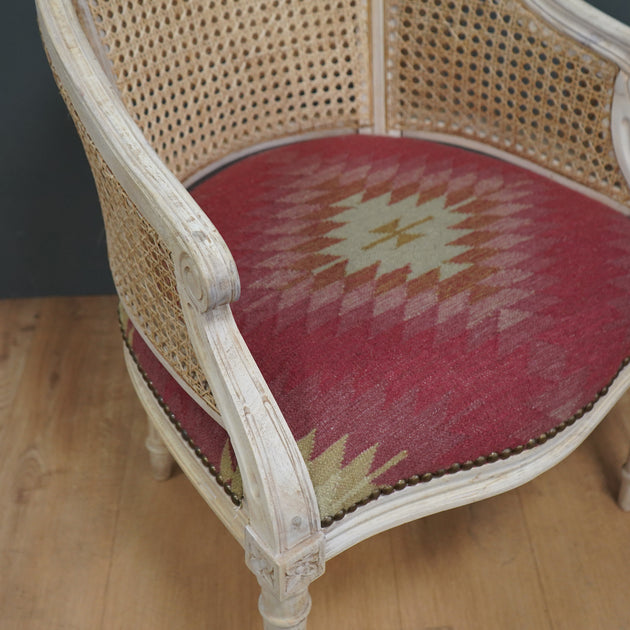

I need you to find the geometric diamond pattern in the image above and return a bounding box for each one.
[133,135,630,522]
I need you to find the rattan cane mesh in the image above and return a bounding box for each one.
[92,154,219,415]
[386,0,630,205]
[52,68,219,415]
[83,0,371,182]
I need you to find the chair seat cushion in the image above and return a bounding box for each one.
[124,135,630,525]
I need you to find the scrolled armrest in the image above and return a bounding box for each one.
[38,0,240,313]
[174,232,240,315]
[38,0,240,419]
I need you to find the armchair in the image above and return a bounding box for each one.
[37,0,630,627]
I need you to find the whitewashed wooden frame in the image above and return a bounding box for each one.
[37,0,630,627]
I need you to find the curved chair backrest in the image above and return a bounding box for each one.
[385,0,630,205]
[39,0,630,481]
[75,0,373,182]
[73,0,630,207]
[40,0,630,427]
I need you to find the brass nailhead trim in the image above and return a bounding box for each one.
[319,355,630,528]
[119,315,242,508]
[119,310,629,527]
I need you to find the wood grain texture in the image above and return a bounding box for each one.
[2,295,630,629]
[0,297,133,629]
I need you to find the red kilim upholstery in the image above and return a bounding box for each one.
[123,135,630,525]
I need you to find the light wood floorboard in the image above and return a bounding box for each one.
[1,296,630,630]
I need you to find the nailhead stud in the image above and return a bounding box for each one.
[121,316,629,529]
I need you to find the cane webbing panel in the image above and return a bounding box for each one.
[51,65,219,414]
[83,0,372,182]
[386,0,630,205]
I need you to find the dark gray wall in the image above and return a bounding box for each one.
[2,1,629,298]
[2,3,113,298]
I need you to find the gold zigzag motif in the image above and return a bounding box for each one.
[218,431,407,519]
[364,216,433,250]
[299,430,407,518]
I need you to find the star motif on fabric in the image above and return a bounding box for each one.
[311,191,479,283]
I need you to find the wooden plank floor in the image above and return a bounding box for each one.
[2,295,630,630]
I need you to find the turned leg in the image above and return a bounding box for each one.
[258,587,311,630]
[246,531,323,630]
[145,418,175,480]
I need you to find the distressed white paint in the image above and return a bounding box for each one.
[37,0,630,627]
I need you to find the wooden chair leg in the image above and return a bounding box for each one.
[258,586,312,630]
[145,418,175,481]
[618,452,630,511]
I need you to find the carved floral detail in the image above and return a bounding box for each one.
[245,531,325,597]
[285,549,322,594]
